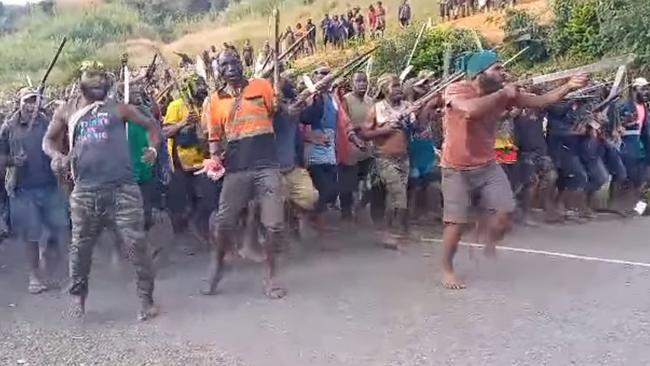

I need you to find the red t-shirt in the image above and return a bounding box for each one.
[441,81,512,170]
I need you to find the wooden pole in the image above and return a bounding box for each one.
[273,8,280,95]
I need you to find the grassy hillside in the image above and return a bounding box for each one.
[0,2,155,88]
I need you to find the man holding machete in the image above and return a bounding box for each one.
[440,50,588,289]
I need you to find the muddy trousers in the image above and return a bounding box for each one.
[69,184,154,301]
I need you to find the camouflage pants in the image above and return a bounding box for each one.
[376,156,409,211]
[69,184,154,300]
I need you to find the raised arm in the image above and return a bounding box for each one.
[118,104,161,150]
[447,87,512,120]
[515,74,588,109]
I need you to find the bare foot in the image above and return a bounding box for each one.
[28,276,48,295]
[238,246,266,263]
[380,232,401,251]
[138,301,159,322]
[200,281,219,296]
[441,272,466,290]
[67,295,85,319]
[484,243,497,258]
[263,281,287,299]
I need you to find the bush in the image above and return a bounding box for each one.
[373,24,484,79]
[549,0,601,58]
[597,0,650,64]
[501,9,549,68]
[0,3,153,87]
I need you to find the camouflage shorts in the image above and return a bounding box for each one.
[376,156,409,210]
[69,183,154,299]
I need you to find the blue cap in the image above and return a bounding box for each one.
[456,50,499,78]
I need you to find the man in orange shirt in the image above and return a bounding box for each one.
[440,50,587,289]
[201,49,287,299]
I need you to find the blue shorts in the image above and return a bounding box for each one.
[10,186,69,242]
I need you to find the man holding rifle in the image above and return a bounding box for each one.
[440,50,588,289]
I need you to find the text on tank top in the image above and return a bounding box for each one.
[71,103,134,189]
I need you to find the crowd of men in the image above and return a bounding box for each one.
[5,40,650,321]
[440,0,517,21]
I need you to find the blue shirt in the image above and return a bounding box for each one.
[308,94,337,166]
[0,113,58,190]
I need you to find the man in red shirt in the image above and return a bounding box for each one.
[440,50,588,289]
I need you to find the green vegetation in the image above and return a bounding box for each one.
[503,0,650,75]
[373,25,483,78]
[0,0,648,92]
[0,3,154,87]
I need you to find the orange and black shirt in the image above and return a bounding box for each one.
[206,78,279,172]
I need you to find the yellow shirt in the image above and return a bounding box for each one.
[495,136,516,150]
[164,99,205,171]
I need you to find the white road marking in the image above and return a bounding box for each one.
[421,237,650,269]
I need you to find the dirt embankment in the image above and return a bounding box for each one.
[448,0,551,44]
[125,0,550,66]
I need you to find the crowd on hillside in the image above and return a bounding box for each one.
[1,0,647,321]
[440,0,518,21]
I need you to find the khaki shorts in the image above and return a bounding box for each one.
[441,161,515,224]
[213,168,284,233]
[376,156,409,210]
[282,167,319,211]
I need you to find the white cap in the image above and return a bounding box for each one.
[632,77,649,88]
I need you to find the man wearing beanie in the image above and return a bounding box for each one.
[439,50,588,289]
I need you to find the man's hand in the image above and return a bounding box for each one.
[349,134,367,150]
[50,153,70,175]
[501,83,520,101]
[387,120,405,130]
[307,130,331,145]
[287,100,305,115]
[185,111,200,125]
[567,73,589,91]
[195,158,225,181]
[10,152,27,167]
[142,147,157,165]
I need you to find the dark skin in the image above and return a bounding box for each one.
[360,79,404,140]
[42,72,160,318]
[43,73,160,169]
[162,80,208,140]
[359,77,435,249]
[203,50,286,300]
[361,77,438,140]
[345,72,370,149]
[440,63,588,290]
[0,96,58,294]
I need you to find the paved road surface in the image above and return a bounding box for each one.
[1,217,650,366]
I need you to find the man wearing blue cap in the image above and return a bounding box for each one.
[440,50,588,289]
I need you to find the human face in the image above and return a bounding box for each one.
[280,77,297,99]
[192,79,209,103]
[313,68,330,83]
[128,83,146,105]
[80,71,109,102]
[387,78,403,103]
[352,73,368,96]
[478,63,506,94]
[19,95,37,122]
[218,51,244,85]
[635,85,650,103]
